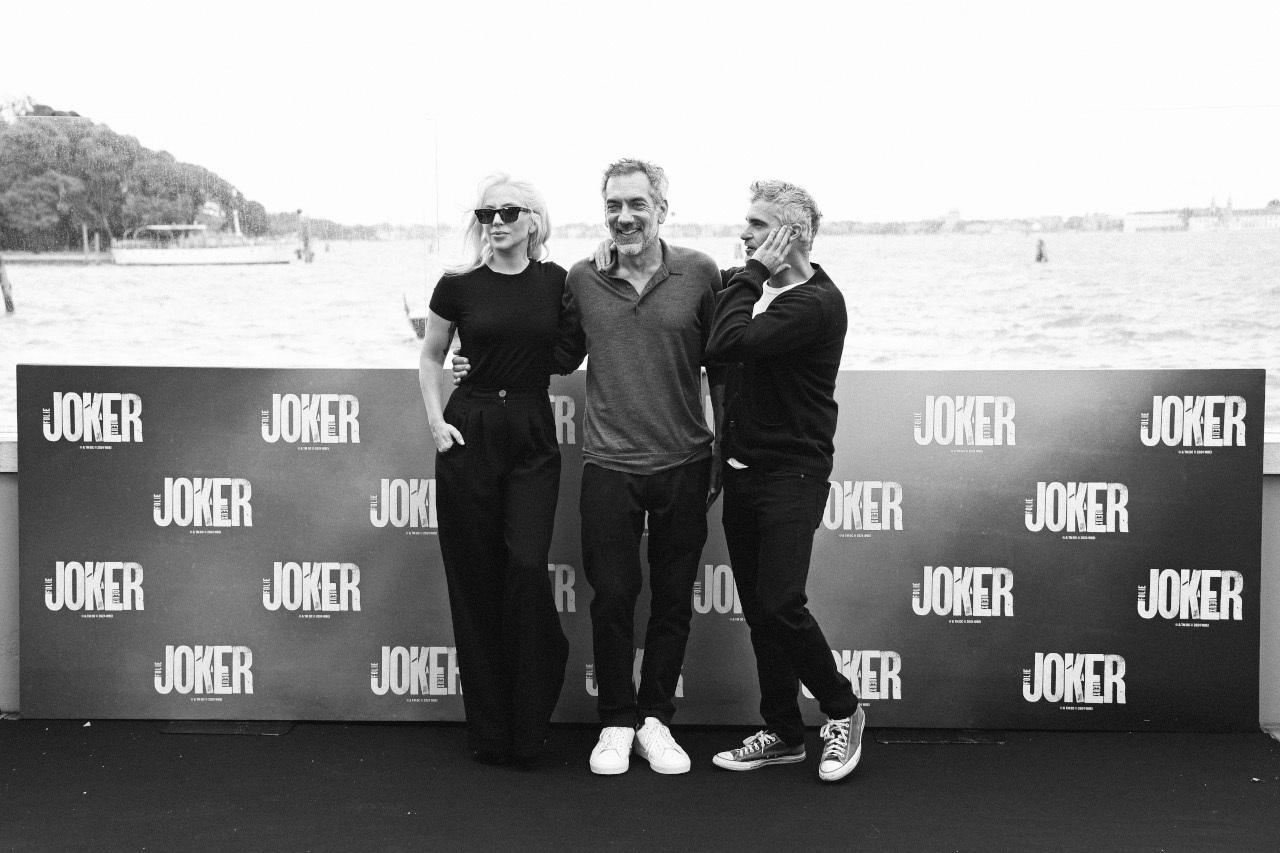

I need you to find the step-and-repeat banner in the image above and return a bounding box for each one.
[17,366,1264,730]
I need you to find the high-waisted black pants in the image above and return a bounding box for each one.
[435,386,569,758]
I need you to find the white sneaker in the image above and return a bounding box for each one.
[589,726,635,775]
[634,717,691,775]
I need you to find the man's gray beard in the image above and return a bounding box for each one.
[614,229,657,256]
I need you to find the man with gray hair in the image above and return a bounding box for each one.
[704,179,864,782]
[459,159,724,774]
[555,158,725,776]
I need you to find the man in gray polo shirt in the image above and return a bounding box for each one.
[555,159,722,776]
[454,160,722,775]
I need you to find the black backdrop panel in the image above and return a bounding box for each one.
[17,366,1263,730]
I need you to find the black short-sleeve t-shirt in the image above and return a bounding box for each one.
[429,260,567,391]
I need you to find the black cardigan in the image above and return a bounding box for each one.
[706,259,848,478]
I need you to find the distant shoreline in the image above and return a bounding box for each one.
[0,252,111,266]
[4,228,1275,269]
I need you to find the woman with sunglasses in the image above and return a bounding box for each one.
[419,174,570,769]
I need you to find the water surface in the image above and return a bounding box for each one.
[2,230,1276,439]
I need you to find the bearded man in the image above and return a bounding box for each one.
[554,159,724,776]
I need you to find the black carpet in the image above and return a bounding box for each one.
[2,719,1278,852]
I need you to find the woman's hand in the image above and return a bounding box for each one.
[431,420,465,453]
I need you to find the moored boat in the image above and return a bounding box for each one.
[111,224,295,266]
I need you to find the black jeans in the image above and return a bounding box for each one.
[721,465,858,745]
[580,457,710,728]
[435,386,570,758]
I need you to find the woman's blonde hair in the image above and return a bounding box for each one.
[445,173,551,274]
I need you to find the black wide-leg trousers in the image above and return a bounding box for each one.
[435,386,569,758]
[721,465,858,746]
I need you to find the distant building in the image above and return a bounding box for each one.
[1191,199,1280,231]
[1127,200,1280,232]
[1234,206,1280,229]
[1188,199,1233,231]
[1123,210,1186,232]
[1077,213,1119,232]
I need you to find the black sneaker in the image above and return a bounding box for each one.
[818,706,865,782]
[712,730,806,771]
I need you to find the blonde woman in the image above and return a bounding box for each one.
[419,174,569,768]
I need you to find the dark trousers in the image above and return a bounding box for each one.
[580,458,710,728]
[435,387,570,758]
[722,465,858,746]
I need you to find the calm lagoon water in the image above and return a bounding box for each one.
[2,230,1277,439]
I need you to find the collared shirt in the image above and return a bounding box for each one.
[556,239,721,474]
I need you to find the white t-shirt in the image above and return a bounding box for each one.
[728,275,809,469]
[752,279,805,316]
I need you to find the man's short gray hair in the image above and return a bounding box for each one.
[601,158,669,207]
[750,179,822,254]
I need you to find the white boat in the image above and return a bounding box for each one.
[111,224,296,266]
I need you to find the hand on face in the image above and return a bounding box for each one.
[749,227,794,277]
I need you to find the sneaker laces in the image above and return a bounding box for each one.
[599,728,632,751]
[820,718,850,760]
[741,730,778,751]
[642,722,679,753]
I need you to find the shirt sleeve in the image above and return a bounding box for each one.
[427,274,458,322]
[698,275,727,387]
[705,259,827,361]
[552,275,587,374]
[718,266,743,291]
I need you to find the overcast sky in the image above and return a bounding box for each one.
[4,0,1278,226]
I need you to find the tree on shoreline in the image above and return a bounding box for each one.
[0,100,272,251]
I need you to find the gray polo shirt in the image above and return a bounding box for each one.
[556,240,720,474]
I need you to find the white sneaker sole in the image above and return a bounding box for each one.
[818,742,862,782]
[712,751,806,771]
[634,745,690,774]
[590,756,630,775]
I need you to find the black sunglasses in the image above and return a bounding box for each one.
[474,206,531,225]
